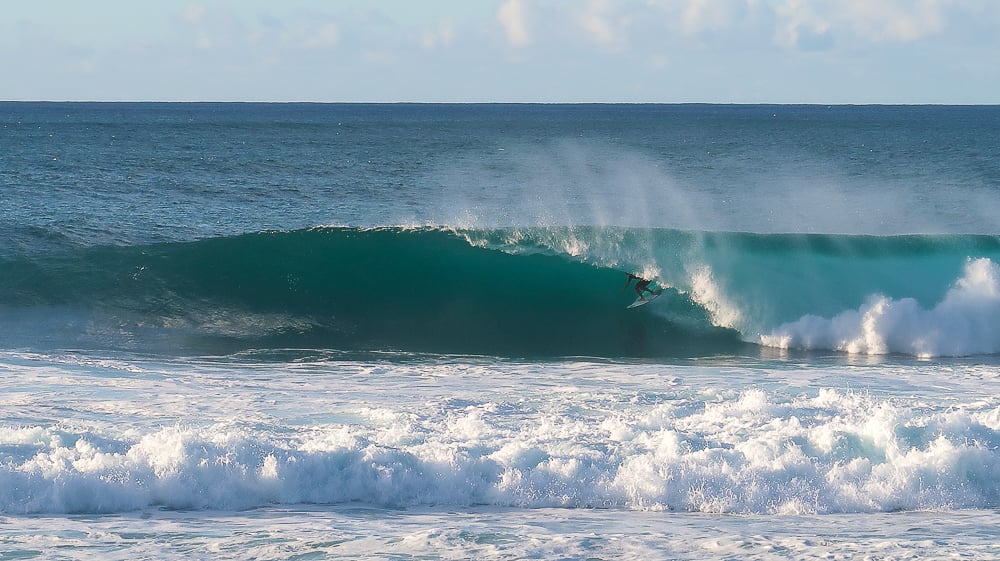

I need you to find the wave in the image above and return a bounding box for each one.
[0,227,739,357]
[2,226,999,358]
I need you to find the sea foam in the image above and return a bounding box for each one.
[761,258,1000,357]
[1,386,997,515]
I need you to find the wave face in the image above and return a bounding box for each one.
[3,226,999,358]
[0,227,737,357]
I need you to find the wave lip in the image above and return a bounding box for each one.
[761,258,1000,357]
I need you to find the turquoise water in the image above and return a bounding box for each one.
[3,226,999,357]
[1,103,999,559]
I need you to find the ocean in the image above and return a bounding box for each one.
[1,102,998,559]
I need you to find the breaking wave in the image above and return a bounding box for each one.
[2,226,999,358]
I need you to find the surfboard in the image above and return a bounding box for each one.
[627,292,661,309]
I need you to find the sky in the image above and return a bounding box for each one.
[2,0,999,103]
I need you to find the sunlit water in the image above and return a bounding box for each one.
[2,103,999,559]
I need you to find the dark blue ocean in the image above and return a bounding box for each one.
[1,103,999,559]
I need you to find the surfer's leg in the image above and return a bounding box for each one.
[635,281,649,297]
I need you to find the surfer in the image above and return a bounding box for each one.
[624,273,663,301]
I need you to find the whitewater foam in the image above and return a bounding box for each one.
[761,258,1000,357]
[686,264,743,329]
[2,358,998,516]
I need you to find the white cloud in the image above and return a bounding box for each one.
[497,0,531,47]
[577,0,629,47]
[774,0,828,49]
[303,22,340,49]
[196,31,213,50]
[179,2,212,48]
[421,21,455,50]
[645,0,760,34]
[776,0,948,47]
[680,0,746,33]
[182,3,207,25]
[841,0,946,43]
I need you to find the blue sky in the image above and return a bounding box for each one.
[3,0,999,103]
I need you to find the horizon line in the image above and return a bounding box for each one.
[3,100,999,107]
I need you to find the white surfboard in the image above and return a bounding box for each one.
[627,292,662,309]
